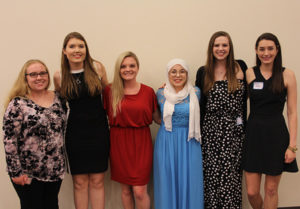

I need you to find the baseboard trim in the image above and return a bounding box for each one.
[278,207,300,209]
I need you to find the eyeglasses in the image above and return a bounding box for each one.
[25,71,48,78]
[169,69,187,77]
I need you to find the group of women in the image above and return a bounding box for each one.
[2,31,298,209]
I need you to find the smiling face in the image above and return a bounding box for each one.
[63,38,86,67]
[26,62,49,92]
[120,56,139,81]
[168,64,187,92]
[213,36,230,61]
[256,39,278,65]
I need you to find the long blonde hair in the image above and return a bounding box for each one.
[60,32,102,99]
[4,59,50,109]
[111,51,140,117]
[203,31,239,94]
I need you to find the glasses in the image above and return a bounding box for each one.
[25,71,48,78]
[169,69,187,77]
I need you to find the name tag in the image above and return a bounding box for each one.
[253,82,264,90]
[236,117,243,125]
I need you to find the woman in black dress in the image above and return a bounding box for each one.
[243,33,298,209]
[54,32,109,209]
[195,31,247,208]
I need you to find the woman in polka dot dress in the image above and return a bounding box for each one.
[195,31,247,208]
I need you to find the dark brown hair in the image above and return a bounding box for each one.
[255,32,284,93]
[203,31,238,94]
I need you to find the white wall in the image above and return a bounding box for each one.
[0,0,299,208]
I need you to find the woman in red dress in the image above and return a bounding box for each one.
[103,51,159,209]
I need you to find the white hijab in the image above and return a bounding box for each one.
[163,58,201,142]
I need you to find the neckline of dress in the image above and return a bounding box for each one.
[25,91,57,109]
[71,69,84,74]
[124,84,143,96]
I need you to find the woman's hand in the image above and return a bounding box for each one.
[285,149,296,164]
[12,174,28,186]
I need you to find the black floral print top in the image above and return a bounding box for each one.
[3,93,67,181]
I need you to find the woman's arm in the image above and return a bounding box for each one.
[94,61,109,88]
[53,70,61,91]
[284,69,298,163]
[3,99,24,181]
[153,108,161,125]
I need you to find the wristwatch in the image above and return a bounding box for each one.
[288,146,298,153]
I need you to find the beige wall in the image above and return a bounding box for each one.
[0,0,299,208]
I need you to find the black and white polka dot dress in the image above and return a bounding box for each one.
[201,80,245,209]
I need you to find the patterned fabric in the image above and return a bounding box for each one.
[3,93,67,181]
[201,80,245,209]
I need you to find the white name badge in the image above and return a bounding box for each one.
[253,82,264,90]
[236,117,243,125]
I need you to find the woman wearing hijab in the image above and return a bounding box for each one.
[153,59,204,209]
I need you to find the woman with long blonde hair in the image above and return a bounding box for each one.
[103,51,159,209]
[195,31,247,208]
[3,59,66,209]
[54,32,109,209]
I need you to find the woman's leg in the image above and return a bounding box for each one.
[73,174,89,209]
[245,171,263,209]
[264,174,281,209]
[132,185,150,209]
[89,173,105,209]
[43,180,62,209]
[121,184,134,209]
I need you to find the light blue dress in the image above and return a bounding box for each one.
[153,87,204,209]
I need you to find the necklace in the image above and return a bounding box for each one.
[75,77,81,84]
[71,69,84,85]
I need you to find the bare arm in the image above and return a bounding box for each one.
[53,70,61,91]
[245,68,255,85]
[284,69,298,163]
[153,108,161,125]
[94,61,109,89]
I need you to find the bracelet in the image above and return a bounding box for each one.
[288,146,298,153]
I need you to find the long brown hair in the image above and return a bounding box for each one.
[255,33,284,93]
[4,59,50,109]
[203,31,238,94]
[60,32,102,99]
[111,51,140,117]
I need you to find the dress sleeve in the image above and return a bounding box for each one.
[2,98,24,178]
[194,86,201,101]
[195,66,207,130]
[156,88,165,105]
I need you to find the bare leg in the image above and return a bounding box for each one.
[89,173,105,209]
[132,185,150,209]
[245,172,263,209]
[264,175,281,209]
[73,174,89,209]
[121,184,134,209]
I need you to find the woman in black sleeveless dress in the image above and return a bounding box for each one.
[243,33,298,209]
[54,32,109,209]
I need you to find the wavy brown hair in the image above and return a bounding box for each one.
[60,32,102,99]
[203,31,239,94]
[255,32,284,93]
[111,51,140,117]
[4,59,50,109]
